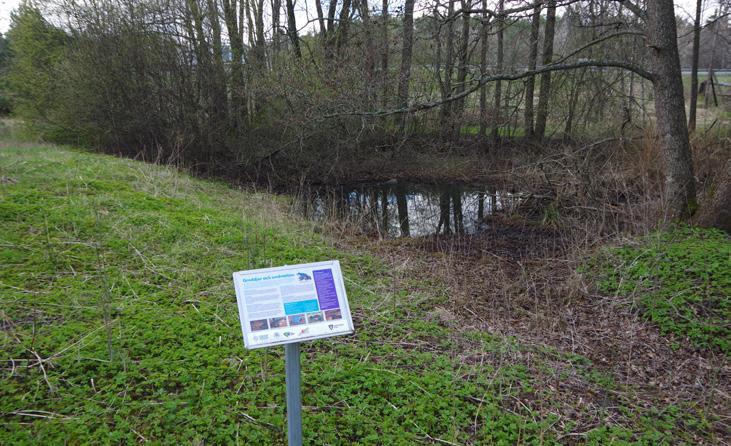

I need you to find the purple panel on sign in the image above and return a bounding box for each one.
[313,269,340,310]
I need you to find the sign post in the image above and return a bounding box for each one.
[284,343,302,446]
[232,260,354,445]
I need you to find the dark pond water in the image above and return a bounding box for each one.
[297,181,525,237]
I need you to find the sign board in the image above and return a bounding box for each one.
[232,260,354,349]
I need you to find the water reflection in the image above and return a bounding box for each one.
[300,182,523,237]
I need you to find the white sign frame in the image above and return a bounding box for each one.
[233,260,354,349]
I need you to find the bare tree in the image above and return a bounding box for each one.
[285,0,301,57]
[534,0,556,140]
[645,0,697,217]
[272,0,282,51]
[454,0,472,128]
[381,0,390,108]
[440,0,457,135]
[524,2,541,138]
[396,0,416,132]
[688,0,702,132]
[314,0,326,36]
[491,0,504,142]
[478,0,489,137]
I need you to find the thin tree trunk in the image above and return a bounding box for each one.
[222,0,246,127]
[534,0,556,140]
[244,0,255,53]
[285,0,301,58]
[326,0,337,32]
[253,0,266,59]
[441,0,456,136]
[454,0,471,137]
[491,0,504,142]
[336,0,353,53]
[688,0,702,132]
[564,69,586,140]
[646,0,697,218]
[359,0,376,104]
[314,0,326,36]
[524,2,541,139]
[324,0,338,57]
[207,0,228,124]
[478,0,489,138]
[380,0,389,108]
[396,0,415,133]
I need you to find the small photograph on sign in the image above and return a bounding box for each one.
[324,309,342,320]
[288,314,307,326]
[269,317,288,328]
[250,319,268,331]
[307,312,324,323]
[233,260,355,349]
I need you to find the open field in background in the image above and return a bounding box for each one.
[1,142,729,444]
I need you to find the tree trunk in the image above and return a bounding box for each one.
[359,0,376,104]
[254,0,266,60]
[380,0,389,108]
[534,0,556,141]
[524,3,541,139]
[314,0,326,37]
[396,0,415,133]
[326,0,337,31]
[206,0,228,124]
[272,0,281,52]
[285,0,301,58]
[222,0,246,128]
[564,69,586,140]
[325,0,338,57]
[336,0,353,53]
[491,0,504,142]
[454,0,471,137]
[688,0,702,132]
[440,0,456,136]
[478,0,489,138]
[646,0,697,218]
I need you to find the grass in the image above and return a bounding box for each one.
[590,225,731,355]
[0,143,724,444]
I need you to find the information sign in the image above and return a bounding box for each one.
[232,260,354,349]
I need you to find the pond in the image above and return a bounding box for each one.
[297,181,525,237]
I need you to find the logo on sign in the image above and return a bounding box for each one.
[283,331,294,337]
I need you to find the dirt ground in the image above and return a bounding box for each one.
[336,220,730,444]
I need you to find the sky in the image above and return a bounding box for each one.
[0,0,720,35]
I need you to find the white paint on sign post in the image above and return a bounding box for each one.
[232,260,354,349]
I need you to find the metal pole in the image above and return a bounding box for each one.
[284,342,303,446]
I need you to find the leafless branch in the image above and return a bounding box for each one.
[325,59,654,118]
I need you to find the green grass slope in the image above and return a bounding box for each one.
[593,226,731,355]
